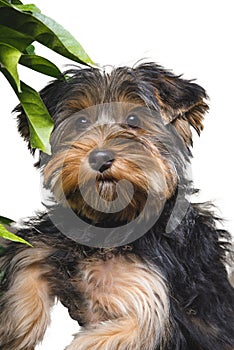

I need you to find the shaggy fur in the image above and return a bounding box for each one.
[0,63,233,350]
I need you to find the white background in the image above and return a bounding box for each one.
[0,1,233,349]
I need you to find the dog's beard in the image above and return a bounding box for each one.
[43,128,177,226]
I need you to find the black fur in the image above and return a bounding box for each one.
[1,198,233,349]
[1,63,233,349]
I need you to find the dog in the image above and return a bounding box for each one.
[0,62,233,350]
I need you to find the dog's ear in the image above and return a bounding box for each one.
[138,63,209,146]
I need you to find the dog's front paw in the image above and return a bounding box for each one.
[65,331,104,350]
[65,319,142,350]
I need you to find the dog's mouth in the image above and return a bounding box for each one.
[66,180,149,226]
[43,131,177,225]
[44,162,171,228]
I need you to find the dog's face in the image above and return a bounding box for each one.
[17,63,208,227]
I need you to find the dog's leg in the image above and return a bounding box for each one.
[66,254,170,350]
[0,244,55,350]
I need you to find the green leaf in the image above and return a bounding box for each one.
[33,12,94,65]
[2,0,23,5]
[0,0,25,7]
[0,223,32,246]
[14,4,41,13]
[0,24,33,52]
[20,54,61,78]
[0,6,94,65]
[0,215,15,225]
[0,1,94,154]
[24,43,35,54]
[11,0,23,4]
[0,0,11,7]
[0,42,21,91]
[0,65,19,94]
[18,82,54,154]
[0,66,54,153]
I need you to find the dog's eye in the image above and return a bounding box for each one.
[75,116,89,129]
[126,114,141,128]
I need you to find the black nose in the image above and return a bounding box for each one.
[89,149,115,173]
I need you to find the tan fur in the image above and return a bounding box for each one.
[0,246,55,350]
[3,64,215,349]
[66,254,170,350]
[44,124,176,223]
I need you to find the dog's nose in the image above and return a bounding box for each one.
[89,149,115,173]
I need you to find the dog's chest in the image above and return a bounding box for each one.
[72,253,155,326]
[74,255,130,324]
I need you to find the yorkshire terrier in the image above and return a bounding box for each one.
[0,63,233,350]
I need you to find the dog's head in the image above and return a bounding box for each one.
[16,63,208,227]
